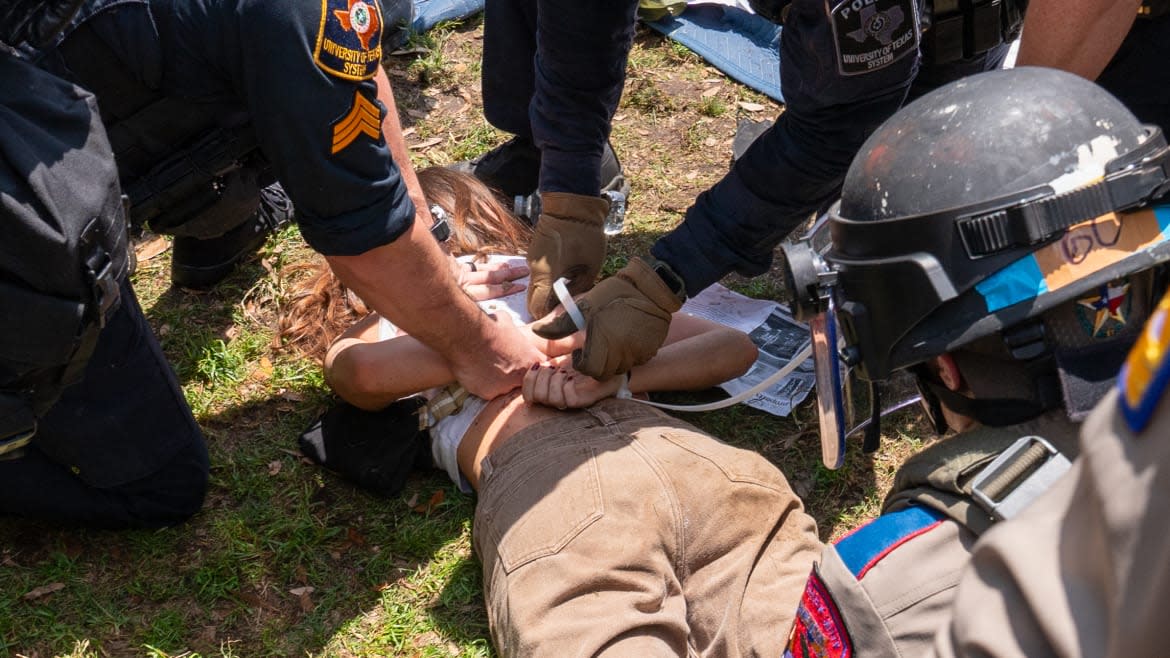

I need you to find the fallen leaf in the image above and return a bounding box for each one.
[409,137,443,150]
[267,460,282,476]
[737,101,766,112]
[701,87,720,98]
[412,490,445,514]
[23,582,65,601]
[406,108,428,120]
[685,171,699,181]
[404,492,420,508]
[613,113,627,122]
[289,586,315,596]
[401,127,417,137]
[280,389,305,402]
[252,356,274,382]
[297,591,314,613]
[346,527,367,547]
[134,235,170,262]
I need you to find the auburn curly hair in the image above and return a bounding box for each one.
[276,167,531,361]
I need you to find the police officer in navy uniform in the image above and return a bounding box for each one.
[1,0,209,528]
[778,67,1170,656]
[526,0,1170,383]
[27,0,543,401]
[505,0,1020,363]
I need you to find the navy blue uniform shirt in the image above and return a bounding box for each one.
[40,0,416,256]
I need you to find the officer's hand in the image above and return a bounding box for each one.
[526,192,609,319]
[451,311,547,400]
[532,257,683,379]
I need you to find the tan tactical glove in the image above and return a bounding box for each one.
[526,191,609,319]
[532,256,685,380]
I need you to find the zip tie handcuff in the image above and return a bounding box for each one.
[553,277,587,331]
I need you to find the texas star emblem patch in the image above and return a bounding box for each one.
[331,90,384,154]
[830,0,919,76]
[315,0,384,80]
[1077,281,1131,338]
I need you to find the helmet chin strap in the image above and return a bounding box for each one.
[921,377,1061,428]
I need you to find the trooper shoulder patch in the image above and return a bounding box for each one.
[829,0,919,76]
[785,566,852,658]
[1120,287,1170,433]
[315,0,384,81]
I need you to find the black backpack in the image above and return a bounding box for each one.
[0,52,129,450]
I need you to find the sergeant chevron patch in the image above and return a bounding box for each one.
[331,90,383,154]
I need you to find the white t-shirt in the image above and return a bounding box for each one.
[377,255,529,491]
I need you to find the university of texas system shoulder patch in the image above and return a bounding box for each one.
[829,0,919,76]
[315,0,384,81]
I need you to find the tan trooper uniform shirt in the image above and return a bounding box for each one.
[931,293,1170,657]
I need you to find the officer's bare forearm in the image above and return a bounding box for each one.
[1016,0,1141,80]
[374,67,431,226]
[324,221,497,366]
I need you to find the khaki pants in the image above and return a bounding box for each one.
[473,399,821,657]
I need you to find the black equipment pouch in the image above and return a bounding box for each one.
[298,397,434,498]
[924,0,1026,66]
[0,54,129,434]
[56,18,271,239]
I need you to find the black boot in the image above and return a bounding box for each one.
[170,184,293,290]
[451,136,630,200]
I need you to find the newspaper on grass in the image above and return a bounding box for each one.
[680,284,814,416]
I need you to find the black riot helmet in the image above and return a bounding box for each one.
[783,67,1170,467]
[0,0,85,51]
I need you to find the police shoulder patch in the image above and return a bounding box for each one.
[829,0,919,76]
[1120,288,1170,433]
[315,0,384,81]
[785,565,853,658]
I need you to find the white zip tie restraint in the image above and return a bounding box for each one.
[552,276,815,413]
[553,277,587,331]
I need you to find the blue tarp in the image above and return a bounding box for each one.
[409,0,784,103]
[646,5,783,102]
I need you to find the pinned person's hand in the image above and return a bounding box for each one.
[457,259,528,301]
[525,192,609,319]
[522,357,624,409]
[532,257,683,380]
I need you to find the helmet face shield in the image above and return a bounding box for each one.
[810,299,848,469]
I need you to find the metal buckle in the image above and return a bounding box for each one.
[429,205,452,243]
[969,435,1071,521]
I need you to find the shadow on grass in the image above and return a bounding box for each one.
[0,392,476,657]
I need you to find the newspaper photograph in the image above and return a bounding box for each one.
[681,284,815,416]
